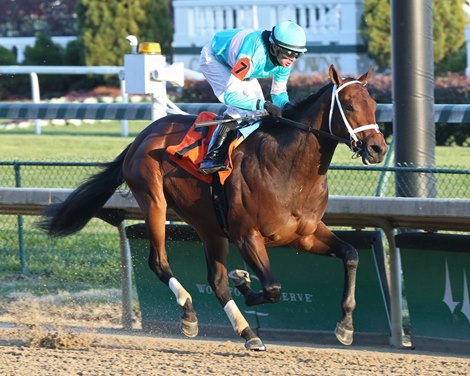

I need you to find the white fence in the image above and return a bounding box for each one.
[1,102,470,124]
[0,65,204,136]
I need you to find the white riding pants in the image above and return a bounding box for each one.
[200,43,264,118]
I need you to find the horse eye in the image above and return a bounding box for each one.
[344,104,354,112]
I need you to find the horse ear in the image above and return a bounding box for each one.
[358,66,374,85]
[328,64,343,86]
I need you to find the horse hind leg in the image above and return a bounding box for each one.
[147,219,199,337]
[148,217,199,337]
[203,237,265,351]
[130,183,199,338]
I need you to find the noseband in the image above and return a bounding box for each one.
[328,80,380,152]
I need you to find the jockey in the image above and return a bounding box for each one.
[197,20,307,175]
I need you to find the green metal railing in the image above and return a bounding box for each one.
[1,161,468,198]
[0,161,468,278]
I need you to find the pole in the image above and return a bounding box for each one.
[14,163,26,274]
[391,0,436,198]
[375,219,403,348]
[120,76,129,137]
[118,221,133,330]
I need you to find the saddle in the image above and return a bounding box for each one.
[166,111,260,236]
[166,111,247,185]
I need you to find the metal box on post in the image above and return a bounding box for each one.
[123,53,166,95]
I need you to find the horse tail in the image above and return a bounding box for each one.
[39,144,131,237]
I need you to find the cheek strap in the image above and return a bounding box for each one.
[328,81,380,143]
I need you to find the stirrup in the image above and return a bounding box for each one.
[198,160,229,175]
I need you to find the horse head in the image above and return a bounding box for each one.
[328,65,388,165]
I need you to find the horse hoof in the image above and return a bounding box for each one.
[335,322,353,345]
[245,337,266,351]
[228,269,251,287]
[181,318,198,338]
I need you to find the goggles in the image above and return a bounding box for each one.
[276,45,303,59]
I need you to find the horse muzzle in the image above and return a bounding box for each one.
[362,137,388,165]
[353,135,388,165]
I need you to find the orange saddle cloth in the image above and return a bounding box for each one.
[166,112,242,185]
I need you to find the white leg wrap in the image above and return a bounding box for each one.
[169,277,192,307]
[224,300,249,335]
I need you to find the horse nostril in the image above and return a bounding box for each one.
[369,144,384,155]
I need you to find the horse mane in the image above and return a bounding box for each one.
[282,82,333,121]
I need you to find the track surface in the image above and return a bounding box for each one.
[0,287,469,375]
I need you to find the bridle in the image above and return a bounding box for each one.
[272,81,381,155]
[328,80,380,153]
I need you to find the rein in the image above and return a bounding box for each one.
[272,117,352,146]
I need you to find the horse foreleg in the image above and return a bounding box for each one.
[203,236,265,351]
[335,246,358,346]
[230,233,282,307]
[293,222,358,346]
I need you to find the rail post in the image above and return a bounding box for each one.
[30,72,41,135]
[14,163,27,274]
[118,221,133,329]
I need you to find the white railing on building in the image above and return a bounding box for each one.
[172,0,366,74]
[173,0,363,47]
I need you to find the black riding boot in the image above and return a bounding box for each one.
[198,122,235,175]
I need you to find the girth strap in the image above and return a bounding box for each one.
[210,174,230,238]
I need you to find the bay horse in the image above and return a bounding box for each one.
[40,65,388,351]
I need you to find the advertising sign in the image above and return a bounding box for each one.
[128,225,390,337]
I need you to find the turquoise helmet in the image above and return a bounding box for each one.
[270,20,307,53]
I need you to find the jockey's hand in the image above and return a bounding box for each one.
[264,101,283,117]
[283,102,295,111]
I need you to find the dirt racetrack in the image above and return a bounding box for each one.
[0,287,469,376]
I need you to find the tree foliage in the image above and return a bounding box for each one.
[0,45,18,98]
[0,45,16,65]
[138,0,173,55]
[23,33,65,66]
[361,0,468,73]
[22,34,70,96]
[76,0,173,67]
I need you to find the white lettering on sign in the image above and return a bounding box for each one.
[195,283,313,303]
[291,55,341,75]
[195,284,241,297]
[281,292,314,303]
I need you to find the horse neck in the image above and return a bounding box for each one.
[293,95,339,175]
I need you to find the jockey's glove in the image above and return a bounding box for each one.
[264,101,283,117]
